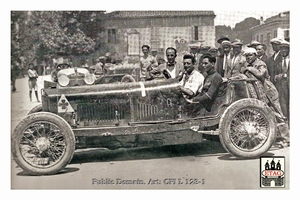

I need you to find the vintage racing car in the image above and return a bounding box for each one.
[12,65,283,175]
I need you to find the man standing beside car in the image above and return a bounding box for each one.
[27,63,40,102]
[140,45,158,81]
[149,47,184,80]
[241,47,289,148]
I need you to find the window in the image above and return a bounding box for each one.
[256,35,259,41]
[194,26,198,41]
[274,30,277,38]
[108,29,116,44]
[284,30,289,39]
[267,32,271,43]
[260,34,264,43]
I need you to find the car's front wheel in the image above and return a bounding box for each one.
[219,99,276,159]
[11,112,75,175]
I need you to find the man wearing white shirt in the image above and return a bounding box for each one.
[179,54,204,99]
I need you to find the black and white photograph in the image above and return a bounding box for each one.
[6,0,297,196]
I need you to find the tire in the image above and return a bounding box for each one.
[219,99,276,159]
[11,112,75,175]
[28,104,43,115]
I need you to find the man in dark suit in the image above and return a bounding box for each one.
[274,40,290,122]
[266,38,282,83]
[215,40,233,77]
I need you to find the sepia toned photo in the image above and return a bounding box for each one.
[10,9,291,190]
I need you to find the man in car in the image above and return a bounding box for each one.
[191,54,223,112]
[149,47,184,80]
[179,54,204,99]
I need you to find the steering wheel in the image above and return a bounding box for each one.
[121,74,136,82]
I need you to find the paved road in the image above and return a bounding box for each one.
[10,76,290,190]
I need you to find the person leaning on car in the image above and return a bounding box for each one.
[179,54,204,99]
[241,47,289,148]
[240,47,283,117]
[190,53,223,112]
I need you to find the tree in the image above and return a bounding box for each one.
[11,11,98,65]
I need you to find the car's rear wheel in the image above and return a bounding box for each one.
[219,99,276,158]
[12,112,75,175]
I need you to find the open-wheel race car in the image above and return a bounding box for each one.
[12,65,283,175]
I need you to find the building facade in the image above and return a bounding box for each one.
[98,11,216,62]
[250,11,290,56]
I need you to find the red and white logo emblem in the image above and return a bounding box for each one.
[260,157,285,188]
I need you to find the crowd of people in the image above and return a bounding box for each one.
[139,36,290,148]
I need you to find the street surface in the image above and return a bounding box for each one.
[10,76,290,190]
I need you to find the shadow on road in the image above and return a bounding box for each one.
[70,140,228,164]
[217,152,275,161]
[16,167,80,176]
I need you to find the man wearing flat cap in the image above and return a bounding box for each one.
[247,40,261,49]
[225,39,246,78]
[208,46,218,58]
[274,40,290,123]
[217,35,230,44]
[215,40,233,77]
[266,37,283,83]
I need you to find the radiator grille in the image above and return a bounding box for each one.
[137,103,158,119]
[77,101,126,122]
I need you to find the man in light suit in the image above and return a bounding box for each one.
[224,39,246,78]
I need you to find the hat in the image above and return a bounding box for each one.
[217,36,230,44]
[201,45,211,50]
[208,46,218,52]
[231,39,243,46]
[280,40,290,47]
[99,56,106,60]
[89,65,96,70]
[247,40,261,48]
[244,47,257,55]
[189,41,201,48]
[105,52,111,57]
[270,38,282,44]
[221,40,231,47]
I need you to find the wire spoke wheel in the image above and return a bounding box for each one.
[229,108,269,152]
[20,121,66,169]
[219,99,276,158]
[12,112,75,175]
